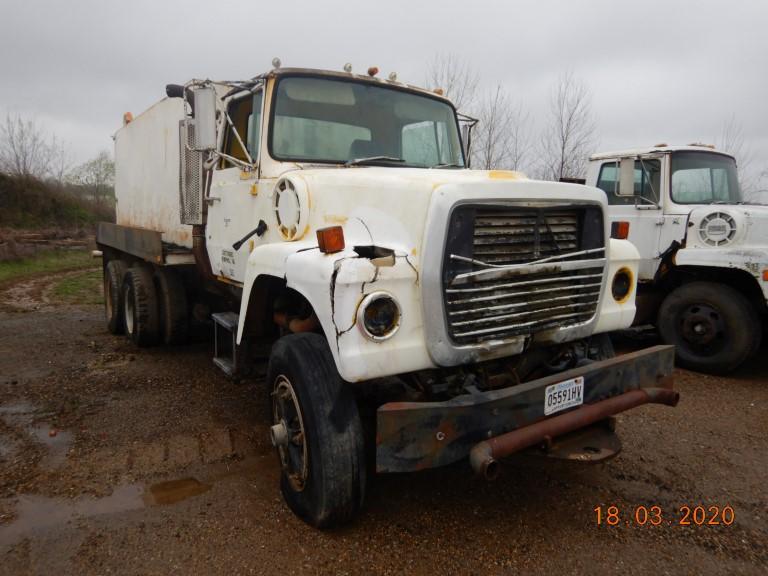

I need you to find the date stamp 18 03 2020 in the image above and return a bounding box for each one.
[594,505,735,527]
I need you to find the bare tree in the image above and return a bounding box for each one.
[424,53,479,111]
[68,150,115,208]
[472,86,530,171]
[49,134,74,184]
[0,114,58,178]
[716,116,767,200]
[538,72,597,181]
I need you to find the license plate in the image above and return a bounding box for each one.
[544,376,584,416]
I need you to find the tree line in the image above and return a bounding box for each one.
[0,114,115,208]
[424,53,768,197]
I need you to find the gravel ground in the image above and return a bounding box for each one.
[0,271,766,575]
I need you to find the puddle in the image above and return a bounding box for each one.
[0,401,72,469]
[144,478,212,506]
[29,425,73,468]
[0,477,213,548]
[0,484,144,548]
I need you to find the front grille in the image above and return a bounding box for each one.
[443,205,605,345]
[474,208,580,265]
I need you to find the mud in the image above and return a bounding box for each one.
[0,270,766,575]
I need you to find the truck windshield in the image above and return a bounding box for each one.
[270,76,465,168]
[671,152,742,204]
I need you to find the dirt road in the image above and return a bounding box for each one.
[0,270,766,575]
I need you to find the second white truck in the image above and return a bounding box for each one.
[587,144,767,373]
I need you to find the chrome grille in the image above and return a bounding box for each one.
[473,208,579,265]
[443,205,604,345]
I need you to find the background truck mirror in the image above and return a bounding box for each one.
[618,158,635,196]
[191,87,217,151]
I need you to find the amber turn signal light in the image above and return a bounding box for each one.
[317,226,345,254]
[762,269,768,282]
[611,221,630,239]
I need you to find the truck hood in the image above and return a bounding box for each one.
[282,167,608,259]
[685,204,768,251]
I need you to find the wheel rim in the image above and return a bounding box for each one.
[271,375,308,491]
[678,303,726,356]
[124,285,135,335]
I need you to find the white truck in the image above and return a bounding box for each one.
[586,145,767,373]
[98,64,677,527]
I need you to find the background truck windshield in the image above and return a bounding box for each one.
[671,152,742,204]
[270,76,464,167]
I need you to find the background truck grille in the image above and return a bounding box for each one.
[443,205,605,345]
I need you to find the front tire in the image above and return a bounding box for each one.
[657,281,761,374]
[266,333,366,528]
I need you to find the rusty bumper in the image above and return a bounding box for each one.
[375,345,677,473]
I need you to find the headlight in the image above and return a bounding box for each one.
[611,267,633,303]
[357,292,401,341]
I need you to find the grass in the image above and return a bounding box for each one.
[51,269,103,305]
[0,250,95,285]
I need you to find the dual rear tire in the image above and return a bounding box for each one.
[103,259,188,347]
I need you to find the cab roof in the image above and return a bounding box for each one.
[589,144,736,161]
[263,67,455,105]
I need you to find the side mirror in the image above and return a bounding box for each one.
[617,158,636,196]
[191,87,217,151]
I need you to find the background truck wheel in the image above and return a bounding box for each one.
[267,333,366,528]
[122,266,160,347]
[104,260,128,334]
[154,267,188,345]
[657,281,761,374]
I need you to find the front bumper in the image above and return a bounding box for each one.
[375,345,676,473]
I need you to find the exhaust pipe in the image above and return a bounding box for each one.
[469,387,679,477]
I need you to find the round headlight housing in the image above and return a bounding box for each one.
[611,267,633,303]
[357,292,401,341]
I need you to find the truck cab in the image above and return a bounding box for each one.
[587,145,767,373]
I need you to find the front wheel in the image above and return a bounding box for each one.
[266,333,366,528]
[657,281,761,374]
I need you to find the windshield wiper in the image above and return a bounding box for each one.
[345,156,405,167]
[433,163,463,169]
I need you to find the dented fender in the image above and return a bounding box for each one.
[236,241,434,382]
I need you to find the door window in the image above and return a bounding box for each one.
[596,159,661,205]
[221,90,263,168]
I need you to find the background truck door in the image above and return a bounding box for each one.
[595,157,664,280]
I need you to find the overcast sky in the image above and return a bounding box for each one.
[1,0,766,178]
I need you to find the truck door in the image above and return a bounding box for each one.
[206,89,264,283]
[595,158,664,281]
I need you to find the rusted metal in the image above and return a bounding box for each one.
[528,420,622,463]
[192,224,215,282]
[375,344,675,473]
[97,222,164,265]
[469,386,679,478]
